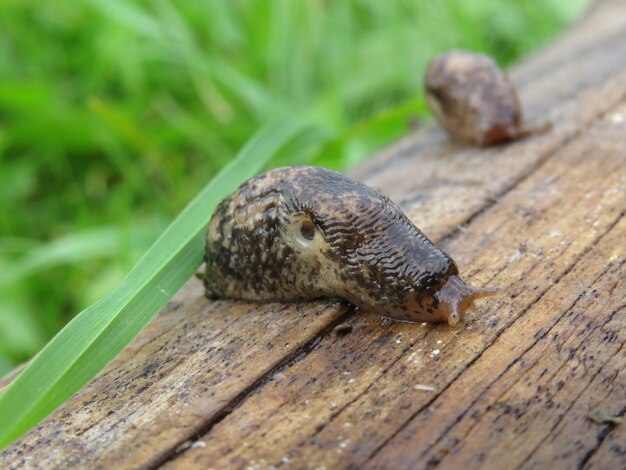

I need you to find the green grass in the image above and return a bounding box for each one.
[1,1,588,374]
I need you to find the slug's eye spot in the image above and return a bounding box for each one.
[299,219,316,241]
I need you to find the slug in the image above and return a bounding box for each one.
[204,166,497,326]
[424,50,548,146]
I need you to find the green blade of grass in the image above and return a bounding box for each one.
[0,116,307,449]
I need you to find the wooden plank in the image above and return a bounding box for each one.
[1,1,625,468]
[162,91,626,470]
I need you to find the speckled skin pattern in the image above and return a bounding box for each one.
[204,166,496,325]
[425,50,529,146]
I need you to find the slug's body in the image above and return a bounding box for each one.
[425,50,546,146]
[204,166,496,326]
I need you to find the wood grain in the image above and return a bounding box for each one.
[1,1,625,468]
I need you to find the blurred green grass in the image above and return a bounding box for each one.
[0,0,588,373]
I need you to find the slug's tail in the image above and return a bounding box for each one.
[438,275,499,326]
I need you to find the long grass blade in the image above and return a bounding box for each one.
[0,116,307,449]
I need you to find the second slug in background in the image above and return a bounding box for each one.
[425,49,550,146]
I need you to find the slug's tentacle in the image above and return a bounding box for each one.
[204,166,498,325]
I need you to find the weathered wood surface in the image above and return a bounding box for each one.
[2,1,626,468]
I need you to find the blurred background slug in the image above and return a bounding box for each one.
[424,49,549,146]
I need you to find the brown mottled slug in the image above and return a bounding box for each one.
[425,50,549,146]
[204,166,497,326]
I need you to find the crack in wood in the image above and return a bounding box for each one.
[579,395,626,468]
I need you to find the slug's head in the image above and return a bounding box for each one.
[425,275,498,326]
[206,166,497,325]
